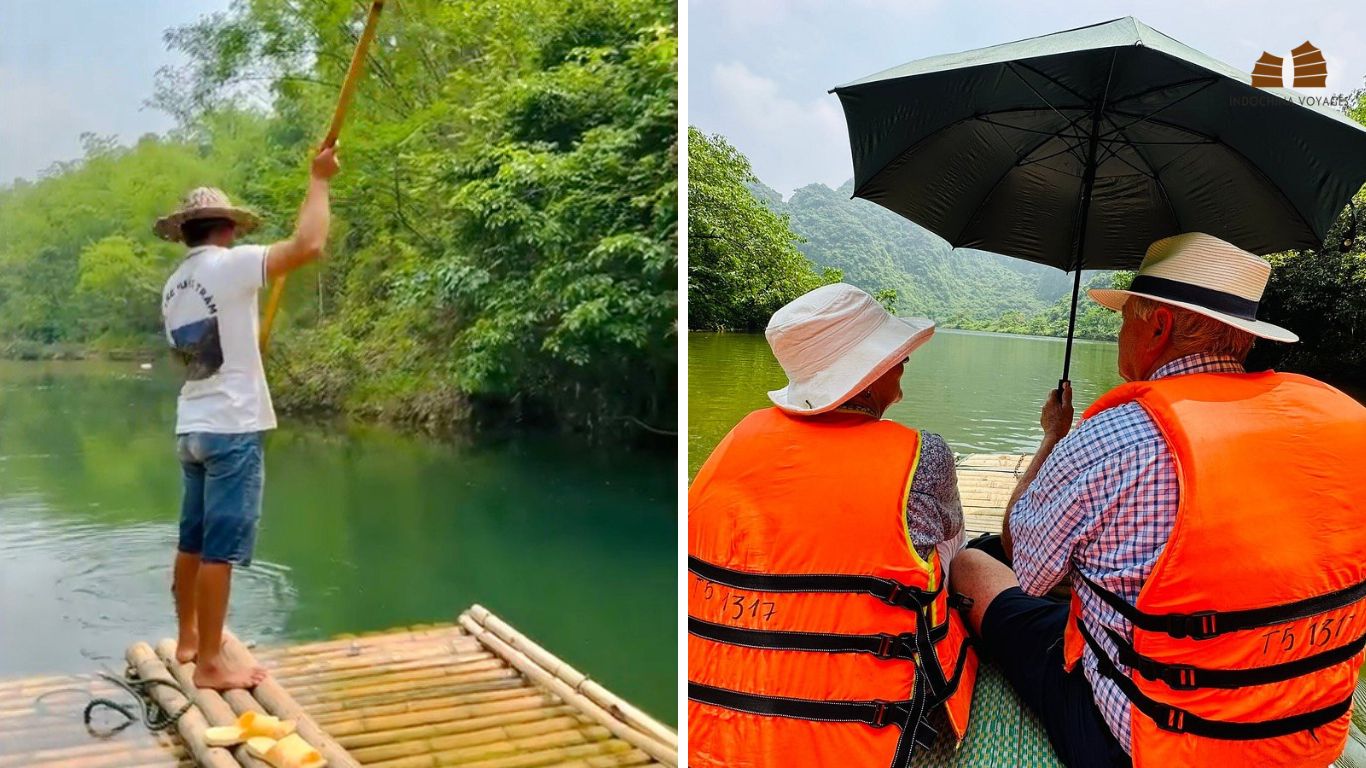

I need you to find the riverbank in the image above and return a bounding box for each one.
[1,338,676,446]
[0,358,677,720]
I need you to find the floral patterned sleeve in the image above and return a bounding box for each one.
[905,432,964,560]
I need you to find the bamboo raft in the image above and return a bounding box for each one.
[956,452,1031,536]
[0,606,677,767]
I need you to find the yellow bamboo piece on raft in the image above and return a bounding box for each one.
[220,631,362,768]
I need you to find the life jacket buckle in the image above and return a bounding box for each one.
[875,634,896,659]
[1160,664,1200,690]
[883,583,905,607]
[871,700,892,728]
[1167,610,1219,640]
[1156,705,1188,733]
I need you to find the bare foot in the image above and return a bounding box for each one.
[192,657,268,691]
[175,634,198,664]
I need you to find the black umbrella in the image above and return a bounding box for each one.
[832,17,1366,389]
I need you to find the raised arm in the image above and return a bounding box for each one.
[266,146,340,280]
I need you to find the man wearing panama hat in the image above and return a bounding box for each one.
[688,283,980,767]
[950,233,1366,767]
[159,145,339,691]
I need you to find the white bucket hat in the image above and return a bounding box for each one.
[1088,232,1298,343]
[153,187,262,242]
[766,283,935,415]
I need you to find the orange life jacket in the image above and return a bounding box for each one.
[1062,371,1366,767]
[688,407,977,768]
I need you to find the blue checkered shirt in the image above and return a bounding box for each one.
[1009,353,1247,752]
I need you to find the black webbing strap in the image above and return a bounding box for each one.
[687,616,947,660]
[1074,569,1366,640]
[689,556,942,611]
[1077,620,1353,739]
[1097,623,1366,691]
[688,681,935,768]
[688,630,975,753]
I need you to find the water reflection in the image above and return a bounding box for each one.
[688,330,1125,476]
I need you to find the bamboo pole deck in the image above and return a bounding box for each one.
[0,608,676,767]
[956,452,1031,536]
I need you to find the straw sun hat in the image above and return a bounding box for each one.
[766,283,935,415]
[1088,232,1297,343]
[153,187,261,242]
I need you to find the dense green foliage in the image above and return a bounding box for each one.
[0,0,678,438]
[1242,88,1366,390]
[687,128,833,330]
[687,133,1121,338]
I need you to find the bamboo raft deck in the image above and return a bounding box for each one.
[957,452,1030,536]
[0,606,677,768]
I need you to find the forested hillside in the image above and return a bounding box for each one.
[0,0,677,439]
[769,180,1082,322]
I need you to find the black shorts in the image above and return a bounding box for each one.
[980,586,1132,768]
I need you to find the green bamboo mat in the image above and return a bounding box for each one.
[921,666,1366,767]
[919,661,1062,767]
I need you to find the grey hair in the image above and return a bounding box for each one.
[1126,296,1255,362]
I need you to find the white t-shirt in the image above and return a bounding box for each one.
[162,244,277,434]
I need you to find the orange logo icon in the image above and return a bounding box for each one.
[1252,42,1327,88]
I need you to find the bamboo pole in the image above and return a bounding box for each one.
[260,0,386,353]
[123,642,240,768]
[320,693,558,737]
[309,686,545,725]
[458,613,677,766]
[466,606,678,752]
[219,631,362,768]
[338,705,576,751]
[0,740,187,768]
[152,639,272,768]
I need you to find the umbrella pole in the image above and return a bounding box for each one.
[1058,106,1104,397]
[1059,267,1083,394]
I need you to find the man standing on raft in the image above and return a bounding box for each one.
[951,233,1366,767]
[157,146,339,690]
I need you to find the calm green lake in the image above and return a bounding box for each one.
[689,329,1126,476]
[0,360,676,724]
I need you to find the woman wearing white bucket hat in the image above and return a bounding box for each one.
[687,283,981,767]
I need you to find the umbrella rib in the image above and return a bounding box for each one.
[1017,142,1090,170]
[1106,75,1220,107]
[952,131,1070,247]
[1103,78,1221,136]
[1003,62,1090,166]
[1102,113,1184,232]
[1011,60,1092,105]
[1102,111,1319,248]
[1094,138,1156,180]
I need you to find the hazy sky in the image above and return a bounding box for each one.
[690,0,1366,196]
[0,0,228,184]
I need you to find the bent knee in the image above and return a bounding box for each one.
[949,548,1021,632]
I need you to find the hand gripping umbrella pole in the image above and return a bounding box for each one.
[259,0,386,353]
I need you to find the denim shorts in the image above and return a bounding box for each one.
[979,587,1131,767]
[176,432,264,566]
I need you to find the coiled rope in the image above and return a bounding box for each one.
[33,669,192,739]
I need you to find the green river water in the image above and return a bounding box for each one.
[0,360,676,723]
[689,329,1127,477]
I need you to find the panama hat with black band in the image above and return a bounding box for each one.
[1088,232,1298,343]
